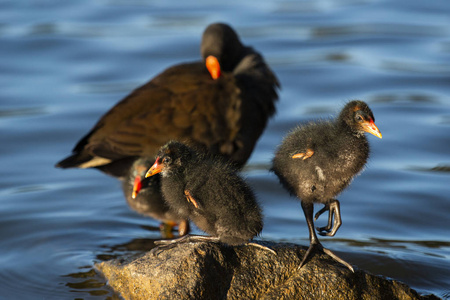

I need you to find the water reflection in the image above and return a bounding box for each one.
[334,237,450,252]
[28,23,58,35]
[370,93,438,104]
[63,235,163,298]
[63,268,120,299]
[312,23,446,39]
[0,107,47,118]
[101,226,161,254]
[274,0,373,14]
[73,82,141,95]
[381,60,450,75]
[409,164,450,173]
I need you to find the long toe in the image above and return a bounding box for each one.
[322,247,354,272]
[154,234,191,246]
[245,242,277,255]
[151,235,195,255]
[155,235,221,246]
[154,239,172,246]
[150,244,177,256]
[150,246,161,256]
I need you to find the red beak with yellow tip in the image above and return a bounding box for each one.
[205,55,221,80]
[362,119,382,139]
[131,176,142,199]
[145,158,163,178]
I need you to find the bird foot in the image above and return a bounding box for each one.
[150,235,220,256]
[298,242,354,272]
[150,235,277,256]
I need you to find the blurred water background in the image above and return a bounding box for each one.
[1,0,449,298]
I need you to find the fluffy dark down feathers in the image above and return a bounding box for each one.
[272,100,372,204]
[156,141,263,245]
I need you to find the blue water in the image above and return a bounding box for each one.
[1,0,449,299]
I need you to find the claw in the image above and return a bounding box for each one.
[300,200,352,272]
[150,242,177,256]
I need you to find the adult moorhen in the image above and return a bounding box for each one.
[56,23,279,178]
[272,100,382,271]
[123,157,189,237]
[145,141,274,254]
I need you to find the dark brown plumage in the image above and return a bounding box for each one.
[122,157,189,237]
[145,141,273,253]
[56,23,279,178]
[272,100,382,271]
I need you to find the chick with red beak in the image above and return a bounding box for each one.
[146,157,164,177]
[272,100,382,272]
[145,141,275,255]
[123,157,189,238]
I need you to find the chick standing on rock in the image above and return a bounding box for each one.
[122,157,189,238]
[272,100,382,271]
[145,141,274,254]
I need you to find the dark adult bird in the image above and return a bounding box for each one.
[122,157,189,238]
[272,100,382,271]
[56,22,279,178]
[145,141,274,253]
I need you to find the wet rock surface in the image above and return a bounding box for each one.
[95,241,440,300]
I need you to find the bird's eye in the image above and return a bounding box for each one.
[162,157,172,164]
[355,115,363,122]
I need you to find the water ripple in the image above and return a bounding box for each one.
[0,107,48,119]
[312,23,448,39]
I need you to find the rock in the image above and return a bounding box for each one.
[95,240,439,300]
